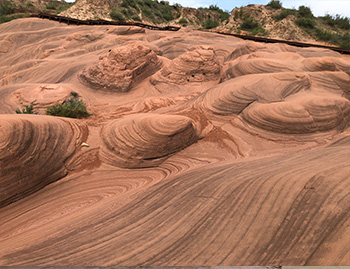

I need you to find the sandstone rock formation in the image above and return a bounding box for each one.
[0,114,86,207]
[80,44,162,92]
[153,46,221,84]
[100,114,198,168]
[0,18,350,266]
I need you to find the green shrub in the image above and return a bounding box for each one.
[315,29,350,49]
[159,4,173,21]
[203,18,219,29]
[56,4,72,14]
[241,15,259,30]
[131,14,141,21]
[110,8,125,21]
[173,3,182,9]
[340,33,350,49]
[46,97,90,119]
[122,7,134,18]
[16,100,38,114]
[208,4,229,21]
[267,0,282,9]
[144,0,155,8]
[322,14,350,30]
[334,15,349,29]
[46,3,58,10]
[70,91,78,98]
[315,28,334,42]
[274,9,295,20]
[296,17,315,28]
[208,4,221,12]
[322,14,336,26]
[298,5,313,18]
[251,26,267,36]
[141,6,155,20]
[0,13,29,24]
[121,0,133,8]
[0,0,15,16]
[179,17,188,26]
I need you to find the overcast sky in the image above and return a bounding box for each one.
[65,0,350,17]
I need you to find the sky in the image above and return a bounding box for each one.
[65,0,350,17]
[169,0,350,17]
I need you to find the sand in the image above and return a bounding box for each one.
[0,18,350,265]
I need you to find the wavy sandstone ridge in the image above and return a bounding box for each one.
[100,114,198,168]
[242,95,350,133]
[222,54,350,81]
[1,18,350,266]
[0,115,86,207]
[197,72,311,115]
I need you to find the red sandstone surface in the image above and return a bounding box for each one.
[1,18,350,265]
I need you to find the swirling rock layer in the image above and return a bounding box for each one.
[242,95,350,134]
[100,114,198,168]
[199,72,311,115]
[1,18,350,266]
[0,115,85,207]
[222,53,350,81]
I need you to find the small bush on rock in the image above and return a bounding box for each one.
[46,94,90,119]
[16,100,39,114]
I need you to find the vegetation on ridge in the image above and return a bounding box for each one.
[267,0,282,9]
[46,93,90,119]
[15,93,90,119]
[0,0,349,49]
[266,1,349,49]
[16,100,39,114]
[110,0,180,24]
[0,0,72,24]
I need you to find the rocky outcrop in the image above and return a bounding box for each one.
[80,44,162,92]
[152,46,221,84]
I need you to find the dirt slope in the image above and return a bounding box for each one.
[0,17,350,265]
[59,0,116,21]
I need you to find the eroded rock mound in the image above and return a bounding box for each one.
[0,115,86,207]
[196,70,350,134]
[154,47,221,84]
[242,95,350,134]
[13,84,75,108]
[100,114,198,168]
[303,57,350,75]
[80,44,162,92]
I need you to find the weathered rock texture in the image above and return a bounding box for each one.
[0,114,86,207]
[80,44,162,92]
[0,18,350,266]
